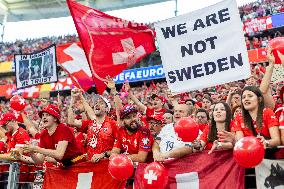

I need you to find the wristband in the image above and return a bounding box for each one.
[217,142,222,149]
[103,151,110,158]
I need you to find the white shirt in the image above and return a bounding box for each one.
[157,123,185,153]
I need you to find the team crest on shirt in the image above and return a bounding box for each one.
[89,135,97,148]
[142,138,149,145]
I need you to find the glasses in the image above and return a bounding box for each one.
[148,121,161,126]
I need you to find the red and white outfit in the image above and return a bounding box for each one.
[114,126,153,155]
[39,123,83,162]
[199,123,235,150]
[233,108,279,138]
[80,116,118,160]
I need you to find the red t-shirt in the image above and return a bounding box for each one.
[233,108,279,138]
[199,122,234,150]
[114,126,153,155]
[81,116,118,160]
[0,141,6,153]
[7,127,30,152]
[39,123,83,161]
[146,107,166,117]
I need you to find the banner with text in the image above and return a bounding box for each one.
[114,65,165,83]
[14,45,58,89]
[155,0,250,93]
[243,16,272,35]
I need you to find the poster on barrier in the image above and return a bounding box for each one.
[255,159,284,189]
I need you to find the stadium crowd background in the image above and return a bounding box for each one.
[0,0,283,188]
[0,0,282,130]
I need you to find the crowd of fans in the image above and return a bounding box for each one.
[0,0,283,188]
[239,0,284,22]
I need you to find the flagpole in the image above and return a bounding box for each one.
[175,0,178,16]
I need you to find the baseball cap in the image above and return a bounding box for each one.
[120,105,138,119]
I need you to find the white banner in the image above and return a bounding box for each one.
[14,44,58,89]
[255,159,284,189]
[155,0,250,93]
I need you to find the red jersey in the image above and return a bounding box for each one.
[81,116,118,160]
[199,123,234,150]
[7,127,30,152]
[39,123,83,162]
[233,108,279,138]
[114,126,153,155]
[0,140,6,153]
[146,107,166,117]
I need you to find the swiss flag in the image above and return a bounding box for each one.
[56,42,95,92]
[67,0,156,94]
[43,160,126,189]
[21,86,40,98]
[134,151,244,189]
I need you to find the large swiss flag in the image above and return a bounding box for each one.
[134,150,245,189]
[66,0,156,94]
[43,160,126,189]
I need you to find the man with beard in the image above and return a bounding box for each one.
[195,108,209,133]
[146,115,164,137]
[152,104,194,162]
[111,105,153,163]
[68,88,118,163]
[21,104,83,167]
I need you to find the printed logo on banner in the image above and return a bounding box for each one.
[14,44,58,89]
[155,0,250,93]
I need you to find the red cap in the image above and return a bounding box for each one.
[0,112,17,126]
[120,105,138,119]
[146,115,164,124]
[151,94,167,103]
[39,104,60,120]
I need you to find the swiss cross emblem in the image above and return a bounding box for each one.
[144,170,157,184]
[142,138,149,145]
[112,38,146,67]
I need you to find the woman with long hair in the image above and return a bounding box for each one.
[197,102,242,154]
[234,86,280,148]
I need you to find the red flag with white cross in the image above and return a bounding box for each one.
[67,0,156,94]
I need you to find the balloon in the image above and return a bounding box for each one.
[174,117,199,142]
[10,95,27,111]
[108,154,134,180]
[267,37,284,64]
[143,162,168,189]
[233,136,265,168]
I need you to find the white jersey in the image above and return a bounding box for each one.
[157,123,185,153]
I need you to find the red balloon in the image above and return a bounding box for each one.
[233,136,265,168]
[10,95,27,111]
[143,162,168,189]
[174,117,199,142]
[267,37,284,64]
[108,154,134,180]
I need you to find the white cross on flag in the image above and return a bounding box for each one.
[56,42,95,92]
[67,0,156,94]
[144,170,158,184]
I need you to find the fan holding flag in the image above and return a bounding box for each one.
[66,0,156,94]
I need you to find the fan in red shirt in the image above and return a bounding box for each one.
[232,86,280,148]
[0,112,30,159]
[197,102,240,153]
[125,81,166,118]
[21,104,84,167]
[68,88,118,162]
[111,105,153,163]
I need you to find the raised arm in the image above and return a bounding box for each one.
[21,113,39,138]
[125,81,147,113]
[67,89,83,128]
[259,48,275,109]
